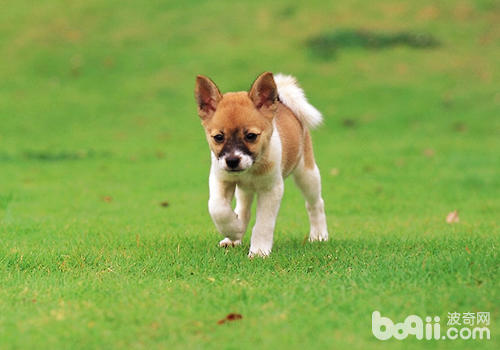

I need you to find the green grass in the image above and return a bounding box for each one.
[0,0,499,349]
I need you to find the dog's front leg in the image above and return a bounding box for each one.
[249,180,284,257]
[208,174,245,245]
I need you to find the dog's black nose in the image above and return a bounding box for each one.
[225,157,240,169]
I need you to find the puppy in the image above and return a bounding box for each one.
[194,72,328,257]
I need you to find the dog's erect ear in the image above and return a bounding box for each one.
[195,75,222,120]
[249,72,278,110]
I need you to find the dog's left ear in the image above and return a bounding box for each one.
[249,72,278,110]
[195,75,222,120]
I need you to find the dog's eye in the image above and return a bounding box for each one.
[245,133,258,142]
[213,134,224,143]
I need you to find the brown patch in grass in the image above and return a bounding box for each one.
[102,196,112,203]
[452,122,467,132]
[423,148,435,158]
[417,5,440,21]
[453,2,475,20]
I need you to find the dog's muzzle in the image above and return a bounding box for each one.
[219,151,253,172]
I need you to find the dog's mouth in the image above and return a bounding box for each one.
[226,168,245,173]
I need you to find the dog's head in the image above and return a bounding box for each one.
[195,72,278,173]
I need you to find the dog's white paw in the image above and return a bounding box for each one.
[219,237,242,247]
[248,246,271,258]
[309,229,329,242]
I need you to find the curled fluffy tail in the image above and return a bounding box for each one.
[274,73,323,129]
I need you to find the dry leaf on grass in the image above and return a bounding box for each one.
[217,313,243,325]
[446,210,459,223]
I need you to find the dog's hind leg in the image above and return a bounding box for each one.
[292,134,328,242]
[293,163,329,242]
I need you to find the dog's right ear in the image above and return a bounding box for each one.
[195,75,222,120]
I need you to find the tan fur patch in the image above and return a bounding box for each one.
[303,130,316,169]
[275,103,304,176]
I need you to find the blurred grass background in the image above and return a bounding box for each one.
[0,0,499,349]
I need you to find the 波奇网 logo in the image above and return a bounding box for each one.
[372,311,490,341]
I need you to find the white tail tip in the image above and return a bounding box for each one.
[274,73,323,129]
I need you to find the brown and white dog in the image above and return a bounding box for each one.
[194,72,328,257]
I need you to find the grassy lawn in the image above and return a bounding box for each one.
[0,0,498,349]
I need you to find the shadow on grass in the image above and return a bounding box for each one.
[23,150,104,161]
[306,29,441,59]
[0,150,112,162]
